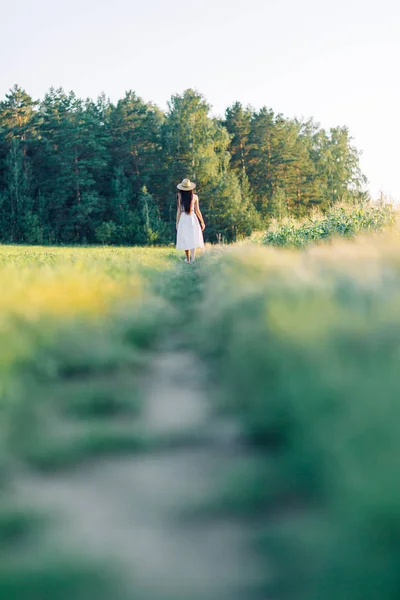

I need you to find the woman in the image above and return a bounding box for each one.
[176,178,205,263]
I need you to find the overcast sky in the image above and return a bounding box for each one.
[2,0,399,200]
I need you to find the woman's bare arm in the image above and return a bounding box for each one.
[176,193,181,228]
[194,195,205,230]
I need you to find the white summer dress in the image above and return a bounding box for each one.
[176,193,205,250]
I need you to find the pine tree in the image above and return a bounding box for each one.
[0,85,38,143]
[162,89,231,228]
[326,126,367,204]
[128,187,166,245]
[207,171,260,242]
[0,85,368,245]
[0,86,40,241]
[109,92,163,198]
[162,90,230,183]
[224,102,252,178]
[36,89,110,242]
[0,138,38,242]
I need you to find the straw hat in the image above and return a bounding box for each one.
[177,178,196,191]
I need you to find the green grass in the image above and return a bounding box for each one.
[0,245,179,468]
[0,559,123,600]
[191,233,400,599]
[0,245,181,599]
[2,225,400,599]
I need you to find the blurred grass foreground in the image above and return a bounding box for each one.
[1,202,400,599]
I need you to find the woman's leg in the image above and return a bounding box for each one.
[190,248,196,263]
[185,250,190,263]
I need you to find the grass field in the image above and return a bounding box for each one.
[0,246,180,467]
[1,206,400,599]
[0,246,182,599]
[194,231,400,599]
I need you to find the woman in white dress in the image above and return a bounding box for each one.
[176,178,205,263]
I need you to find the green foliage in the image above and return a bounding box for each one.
[0,245,183,598]
[206,170,261,242]
[225,104,367,218]
[0,559,121,600]
[0,246,177,472]
[263,202,396,247]
[95,221,118,245]
[191,235,400,599]
[1,232,400,598]
[223,102,252,177]
[0,85,367,245]
[162,89,230,185]
[130,187,167,245]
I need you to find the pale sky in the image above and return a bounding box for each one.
[2,0,399,200]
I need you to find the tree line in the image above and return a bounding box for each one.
[0,85,367,245]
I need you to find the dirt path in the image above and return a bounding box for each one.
[11,346,267,599]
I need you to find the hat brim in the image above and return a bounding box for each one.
[177,182,196,191]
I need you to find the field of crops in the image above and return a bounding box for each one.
[1,204,400,599]
[262,201,396,247]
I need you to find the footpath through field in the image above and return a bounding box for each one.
[10,260,268,600]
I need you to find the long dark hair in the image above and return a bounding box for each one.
[180,190,194,214]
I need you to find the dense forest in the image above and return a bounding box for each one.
[0,85,367,245]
